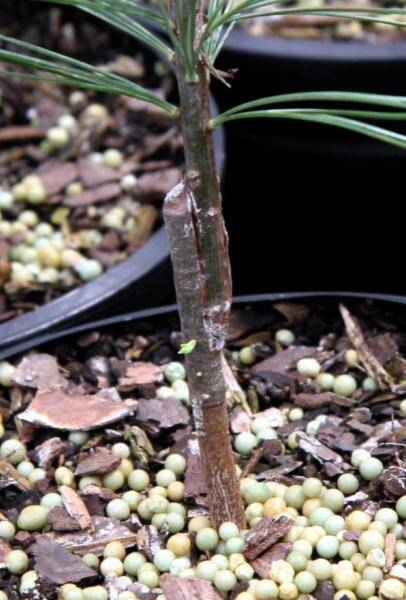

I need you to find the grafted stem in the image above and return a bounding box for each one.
[163,46,245,528]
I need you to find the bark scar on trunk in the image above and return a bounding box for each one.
[164,177,229,352]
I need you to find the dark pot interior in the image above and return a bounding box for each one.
[213,34,406,297]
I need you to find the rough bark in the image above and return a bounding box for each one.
[162,11,245,527]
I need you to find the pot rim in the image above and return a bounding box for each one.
[224,27,406,62]
[1,289,405,360]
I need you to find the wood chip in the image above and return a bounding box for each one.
[273,302,310,323]
[0,125,45,143]
[13,353,67,390]
[48,506,82,532]
[118,362,162,391]
[384,532,396,573]
[298,434,343,464]
[39,161,79,196]
[136,525,164,561]
[75,451,121,476]
[133,168,180,201]
[315,581,335,600]
[160,574,223,600]
[30,535,96,584]
[136,397,189,434]
[367,333,398,365]
[294,392,354,409]
[183,437,206,499]
[0,458,32,491]
[78,157,120,187]
[29,436,68,468]
[244,515,293,560]
[347,419,373,436]
[18,387,134,431]
[339,304,394,390]
[250,541,292,578]
[0,539,11,569]
[230,406,252,434]
[64,182,121,207]
[80,484,118,501]
[46,516,138,555]
[252,346,318,376]
[59,485,94,531]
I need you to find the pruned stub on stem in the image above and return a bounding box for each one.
[163,12,246,526]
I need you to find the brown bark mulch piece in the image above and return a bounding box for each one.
[160,574,223,600]
[243,515,293,560]
[136,525,164,561]
[132,168,180,201]
[13,353,68,390]
[250,541,292,578]
[18,388,135,430]
[74,451,121,477]
[39,161,79,196]
[63,182,121,207]
[340,304,394,390]
[298,434,343,465]
[46,516,138,555]
[384,532,397,573]
[29,436,69,468]
[136,397,190,434]
[30,535,96,584]
[48,506,82,532]
[0,539,11,569]
[294,392,354,409]
[78,157,121,188]
[118,362,163,392]
[314,581,335,600]
[0,125,46,143]
[252,346,318,376]
[59,485,94,532]
[0,459,32,491]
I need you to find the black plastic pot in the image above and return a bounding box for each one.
[215,31,406,148]
[211,34,406,299]
[0,101,224,357]
[1,290,406,361]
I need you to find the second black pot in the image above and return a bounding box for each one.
[1,290,406,361]
[213,31,406,159]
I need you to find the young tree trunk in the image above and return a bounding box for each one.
[163,58,245,528]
